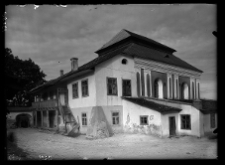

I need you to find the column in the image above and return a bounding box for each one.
[46,110,49,128]
[167,74,170,99]
[41,110,43,128]
[149,70,153,97]
[177,76,180,99]
[35,111,37,127]
[55,109,58,128]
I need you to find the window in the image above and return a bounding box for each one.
[122,79,131,96]
[107,77,118,95]
[112,112,119,125]
[81,80,89,97]
[181,115,191,130]
[210,113,216,128]
[140,116,148,125]
[82,113,87,126]
[72,83,78,98]
[141,69,145,96]
[136,72,141,97]
[122,59,127,64]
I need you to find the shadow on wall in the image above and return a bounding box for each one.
[15,114,32,128]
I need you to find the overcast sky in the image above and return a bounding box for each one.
[5,4,216,100]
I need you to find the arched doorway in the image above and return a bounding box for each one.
[16,114,31,128]
[182,83,189,100]
[154,79,163,99]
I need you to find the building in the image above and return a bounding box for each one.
[29,29,217,137]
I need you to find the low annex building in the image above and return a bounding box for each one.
[29,29,217,138]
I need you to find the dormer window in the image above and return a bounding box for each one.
[122,59,127,64]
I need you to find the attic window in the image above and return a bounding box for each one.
[122,59,127,64]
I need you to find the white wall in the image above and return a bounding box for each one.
[145,99,202,137]
[95,55,137,106]
[122,99,162,135]
[67,73,96,109]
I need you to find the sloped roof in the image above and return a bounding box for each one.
[122,97,182,114]
[95,29,176,53]
[200,99,217,114]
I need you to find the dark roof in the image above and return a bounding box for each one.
[8,107,32,112]
[123,43,203,73]
[200,99,217,114]
[96,29,176,53]
[122,97,182,114]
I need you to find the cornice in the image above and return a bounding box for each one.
[134,57,201,78]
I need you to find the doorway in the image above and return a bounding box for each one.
[169,116,176,136]
[49,110,56,128]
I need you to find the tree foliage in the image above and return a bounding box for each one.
[5,48,46,108]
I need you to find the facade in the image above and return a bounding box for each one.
[30,29,216,137]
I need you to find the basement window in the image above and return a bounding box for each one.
[140,116,148,125]
[82,113,87,126]
[181,115,191,130]
[112,112,120,125]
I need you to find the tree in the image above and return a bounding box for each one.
[5,48,46,108]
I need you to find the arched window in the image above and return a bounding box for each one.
[141,69,145,96]
[182,83,189,100]
[169,77,172,99]
[136,72,141,97]
[154,79,163,99]
[146,74,150,97]
[121,59,127,65]
[192,82,195,100]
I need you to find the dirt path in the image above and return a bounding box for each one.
[10,128,217,160]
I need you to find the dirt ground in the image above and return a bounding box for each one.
[7,128,217,160]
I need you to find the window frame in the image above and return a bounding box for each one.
[107,77,118,96]
[122,79,132,97]
[81,79,89,97]
[72,82,79,99]
[180,114,191,130]
[111,111,120,125]
[140,115,148,125]
[81,112,87,126]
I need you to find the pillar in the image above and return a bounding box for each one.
[46,110,49,128]
[41,110,43,128]
[35,111,37,127]
[149,70,153,97]
[55,110,58,128]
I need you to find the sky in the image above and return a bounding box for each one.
[5,4,217,100]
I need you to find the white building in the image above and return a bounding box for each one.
[30,29,217,137]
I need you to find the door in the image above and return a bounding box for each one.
[169,116,176,136]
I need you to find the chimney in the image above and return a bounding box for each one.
[70,57,78,71]
[60,69,64,76]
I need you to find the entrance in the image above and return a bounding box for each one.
[169,116,176,136]
[49,110,55,128]
[37,111,41,127]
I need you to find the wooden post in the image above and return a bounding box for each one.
[41,110,43,128]
[46,110,49,128]
[55,109,58,129]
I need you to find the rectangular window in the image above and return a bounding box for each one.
[107,77,118,95]
[181,115,191,130]
[72,83,78,98]
[112,112,119,125]
[122,79,131,96]
[210,113,216,128]
[81,80,89,97]
[82,113,87,126]
[140,116,148,125]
